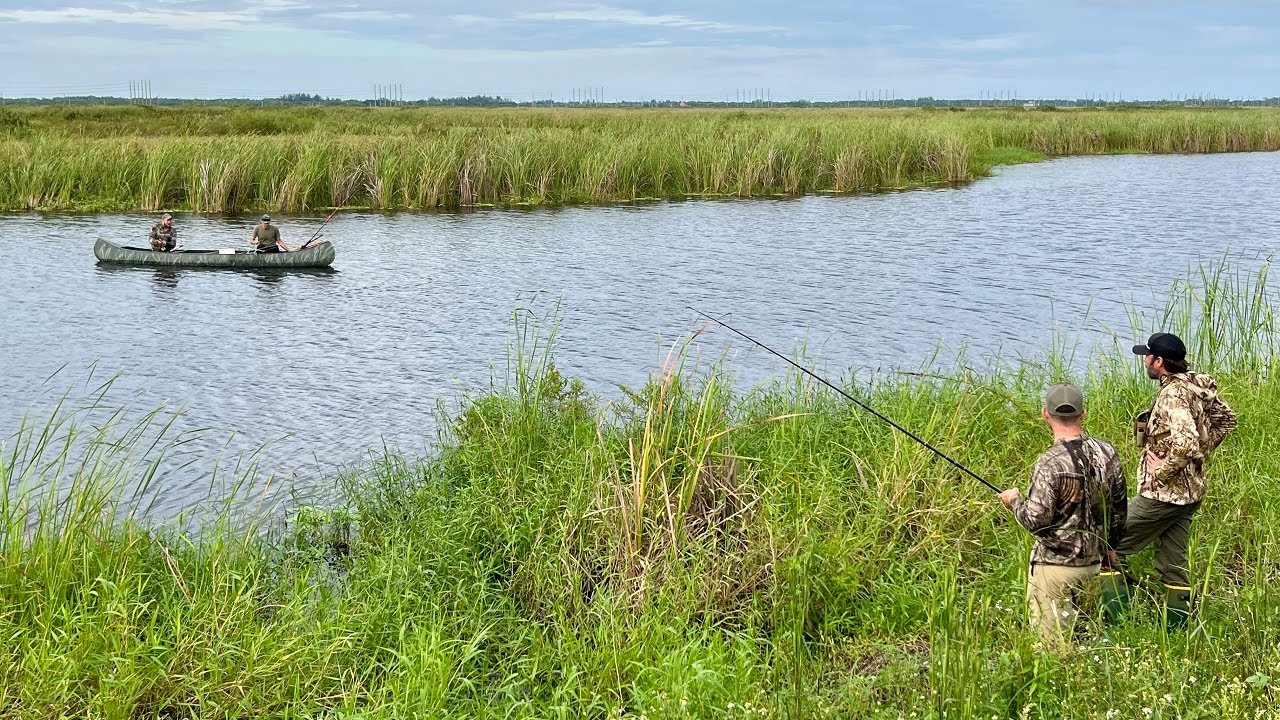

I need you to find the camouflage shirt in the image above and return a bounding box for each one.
[1014,436,1128,567]
[1139,372,1237,505]
[150,222,176,251]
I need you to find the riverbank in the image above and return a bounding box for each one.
[2,263,1278,718]
[2,106,1279,212]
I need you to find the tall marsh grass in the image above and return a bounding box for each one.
[2,106,1279,212]
[3,262,1280,718]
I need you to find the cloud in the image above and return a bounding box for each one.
[0,1,322,32]
[937,33,1038,51]
[514,5,778,33]
[0,7,252,31]
[316,10,411,21]
[448,14,495,27]
[1195,24,1269,45]
[257,0,312,9]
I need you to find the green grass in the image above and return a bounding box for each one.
[972,145,1047,167]
[3,261,1280,718]
[1,106,1278,212]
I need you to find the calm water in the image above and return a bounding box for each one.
[2,153,1278,516]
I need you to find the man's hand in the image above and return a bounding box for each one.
[1144,450,1166,474]
[1102,549,1118,570]
[998,487,1020,509]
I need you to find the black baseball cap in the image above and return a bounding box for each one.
[1132,332,1186,362]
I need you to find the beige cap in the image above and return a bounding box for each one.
[1044,384,1084,418]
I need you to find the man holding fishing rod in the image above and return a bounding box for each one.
[1114,333,1236,628]
[999,384,1128,649]
[690,309,1128,647]
[249,210,338,253]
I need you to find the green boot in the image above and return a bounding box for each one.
[1099,571,1130,623]
[1164,584,1192,630]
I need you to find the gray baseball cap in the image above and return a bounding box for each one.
[1044,384,1084,418]
[161,212,172,219]
[261,214,271,221]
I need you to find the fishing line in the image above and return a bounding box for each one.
[689,307,1001,494]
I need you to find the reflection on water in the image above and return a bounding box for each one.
[150,267,182,291]
[96,263,341,295]
[3,152,1279,517]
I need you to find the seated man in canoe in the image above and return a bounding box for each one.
[249,214,294,253]
[149,213,177,252]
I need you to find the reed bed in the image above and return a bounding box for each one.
[3,261,1279,718]
[2,106,1279,212]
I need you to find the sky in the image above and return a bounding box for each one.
[2,0,1279,101]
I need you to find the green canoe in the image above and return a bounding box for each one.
[94,239,336,268]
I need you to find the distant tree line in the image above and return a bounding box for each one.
[3,94,1279,109]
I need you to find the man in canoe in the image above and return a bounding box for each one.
[250,214,293,253]
[149,213,177,252]
[999,384,1128,649]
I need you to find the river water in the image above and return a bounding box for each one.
[2,153,1278,517]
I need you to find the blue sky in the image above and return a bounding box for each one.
[2,0,1278,100]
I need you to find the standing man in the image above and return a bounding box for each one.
[999,384,1128,648]
[149,212,177,252]
[1118,332,1236,628]
[250,214,293,253]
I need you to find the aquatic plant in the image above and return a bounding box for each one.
[1,106,1278,212]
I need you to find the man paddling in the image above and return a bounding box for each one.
[999,384,1128,649]
[149,213,177,252]
[1115,332,1236,628]
[250,214,293,253]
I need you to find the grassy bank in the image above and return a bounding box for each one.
[3,263,1279,718]
[2,106,1279,212]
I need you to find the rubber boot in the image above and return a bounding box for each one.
[1164,584,1192,630]
[1099,570,1130,623]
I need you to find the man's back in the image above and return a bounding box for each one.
[1015,436,1128,567]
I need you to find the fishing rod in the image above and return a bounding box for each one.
[689,307,1001,494]
[300,209,340,250]
[691,309,1160,596]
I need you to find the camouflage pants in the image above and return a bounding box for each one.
[1115,495,1200,588]
[1027,561,1099,647]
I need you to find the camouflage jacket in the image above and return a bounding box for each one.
[1014,436,1128,567]
[150,222,176,251]
[1139,372,1236,505]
